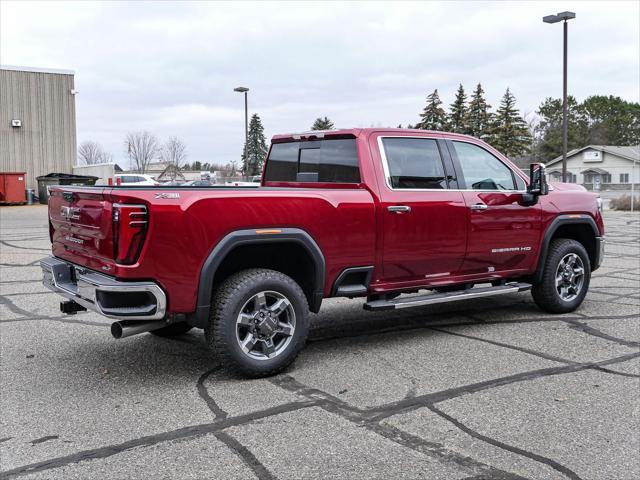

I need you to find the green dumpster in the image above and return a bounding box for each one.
[36,173,99,204]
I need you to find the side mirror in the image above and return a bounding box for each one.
[527,163,549,196]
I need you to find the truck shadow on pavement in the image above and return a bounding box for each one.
[57,292,634,384]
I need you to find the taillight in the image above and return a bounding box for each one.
[112,204,148,265]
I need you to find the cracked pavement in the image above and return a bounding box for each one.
[0,205,638,480]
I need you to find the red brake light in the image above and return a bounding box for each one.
[112,204,148,265]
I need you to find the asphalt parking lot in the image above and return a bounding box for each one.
[1,205,638,480]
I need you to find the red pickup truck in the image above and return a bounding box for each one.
[42,129,605,377]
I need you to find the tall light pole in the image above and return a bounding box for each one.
[543,11,576,183]
[234,87,249,174]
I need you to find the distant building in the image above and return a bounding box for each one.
[546,145,639,190]
[0,65,77,190]
[156,163,186,182]
[134,161,171,178]
[73,162,123,185]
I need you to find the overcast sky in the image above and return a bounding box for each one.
[1,1,638,165]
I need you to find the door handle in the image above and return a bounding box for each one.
[388,205,411,213]
[470,203,488,211]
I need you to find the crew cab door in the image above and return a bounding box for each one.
[447,140,542,275]
[372,135,467,284]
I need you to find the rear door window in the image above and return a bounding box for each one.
[381,138,448,189]
[264,138,360,183]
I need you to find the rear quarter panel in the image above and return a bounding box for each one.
[108,187,376,313]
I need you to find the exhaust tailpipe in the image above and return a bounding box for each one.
[111,320,166,339]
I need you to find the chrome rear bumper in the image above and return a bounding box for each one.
[41,256,166,320]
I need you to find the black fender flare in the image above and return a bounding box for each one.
[189,228,325,327]
[534,214,601,283]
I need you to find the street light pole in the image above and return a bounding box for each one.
[562,19,568,183]
[234,86,249,175]
[544,11,575,183]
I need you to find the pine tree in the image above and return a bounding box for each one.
[417,89,448,131]
[488,88,533,157]
[465,83,492,139]
[534,96,587,161]
[242,114,268,176]
[311,116,335,130]
[448,84,467,133]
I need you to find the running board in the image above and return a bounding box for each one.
[363,282,532,312]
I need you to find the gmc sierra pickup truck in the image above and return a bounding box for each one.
[42,128,605,377]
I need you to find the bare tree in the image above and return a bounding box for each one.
[77,141,112,165]
[159,136,188,168]
[125,131,160,173]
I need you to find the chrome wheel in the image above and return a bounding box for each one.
[555,253,585,302]
[235,290,296,360]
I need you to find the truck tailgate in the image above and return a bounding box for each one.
[49,187,117,272]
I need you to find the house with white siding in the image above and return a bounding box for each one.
[546,145,639,190]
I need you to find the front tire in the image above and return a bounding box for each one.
[532,238,591,313]
[205,268,309,378]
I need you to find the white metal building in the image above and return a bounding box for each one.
[546,145,639,190]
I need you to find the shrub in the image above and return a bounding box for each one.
[610,194,640,211]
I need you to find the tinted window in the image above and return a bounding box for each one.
[453,141,516,190]
[317,139,360,182]
[266,142,299,181]
[382,138,447,189]
[299,147,321,180]
[264,139,360,183]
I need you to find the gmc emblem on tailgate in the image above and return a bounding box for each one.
[60,206,81,220]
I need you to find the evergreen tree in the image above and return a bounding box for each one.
[488,88,532,157]
[417,89,448,131]
[242,113,268,176]
[534,96,587,161]
[448,84,468,133]
[465,83,492,139]
[311,116,335,130]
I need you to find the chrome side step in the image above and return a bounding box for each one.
[363,282,532,312]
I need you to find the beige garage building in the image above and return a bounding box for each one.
[0,65,77,191]
[546,145,639,191]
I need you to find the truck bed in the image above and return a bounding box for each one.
[48,185,376,313]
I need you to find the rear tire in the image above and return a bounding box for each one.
[532,238,591,313]
[150,322,193,337]
[205,268,309,378]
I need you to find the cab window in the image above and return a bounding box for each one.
[382,138,448,189]
[264,138,360,183]
[452,141,516,191]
